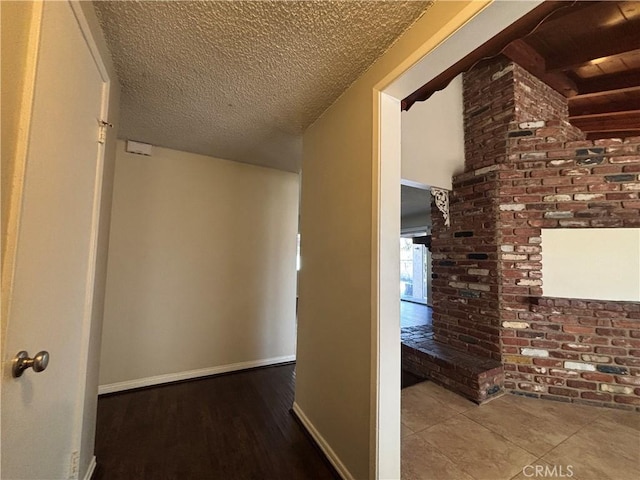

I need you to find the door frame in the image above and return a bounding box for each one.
[67,0,112,462]
[372,1,544,477]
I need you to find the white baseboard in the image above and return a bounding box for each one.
[292,402,354,480]
[98,355,296,395]
[83,456,96,480]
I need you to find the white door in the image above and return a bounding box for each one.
[1,1,109,479]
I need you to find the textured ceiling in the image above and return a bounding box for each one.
[93,0,431,172]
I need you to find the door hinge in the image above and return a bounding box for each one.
[98,119,113,144]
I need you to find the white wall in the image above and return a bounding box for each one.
[401,75,465,190]
[542,228,640,302]
[99,142,299,389]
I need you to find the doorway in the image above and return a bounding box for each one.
[400,237,429,305]
[400,184,433,309]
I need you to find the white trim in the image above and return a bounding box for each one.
[369,91,403,480]
[292,402,354,480]
[61,0,112,474]
[69,1,109,82]
[83,456,96,480]
[98,356,296,395]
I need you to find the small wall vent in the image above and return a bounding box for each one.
[126,140,153,156]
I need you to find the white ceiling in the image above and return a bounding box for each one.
[93,0,432,173]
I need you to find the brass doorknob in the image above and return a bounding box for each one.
[12,350,50,378]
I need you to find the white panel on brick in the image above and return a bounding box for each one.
[541,228,640,301]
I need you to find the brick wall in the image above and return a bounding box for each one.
[430,60,512,361]
[504,297,640,408]
[430,166,501,360]
[498,124,640,408]
[430,56,640,409]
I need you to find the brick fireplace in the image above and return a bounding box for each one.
[422,57,640,409]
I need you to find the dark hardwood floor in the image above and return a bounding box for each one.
[94,363,339,480]
[400,300,432,328]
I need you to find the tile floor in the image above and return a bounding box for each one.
[402,380,640,480]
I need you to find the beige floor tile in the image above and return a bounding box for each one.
[417,415,537,480]
[402,433,475,480]
[402,422,415,438]
[509,460,582,480]
[542,416,640,480]
[409,381,477,413]
[508,394,602,426]
[576,415,639,461]
[402,385,460,433]
[463,395,593,456]
[597,408,640,433]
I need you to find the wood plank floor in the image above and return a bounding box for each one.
[400,301,432,328]
[94,363,338,480]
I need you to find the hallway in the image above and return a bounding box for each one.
[94,364,337,480]
[94,362,639,480]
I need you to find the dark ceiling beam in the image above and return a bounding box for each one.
[527,1,597,35]
[573,82,640,100]
[569,97,640,117]
[586,131,640,140]
[401,2,568,111]
[545,23,640,72]
[570,111,640,132]
[570,109,640,121]
[502,39,578,97]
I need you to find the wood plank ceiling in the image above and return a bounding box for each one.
[403,1,640,140]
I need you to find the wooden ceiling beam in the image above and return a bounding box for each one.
[401,2,567,111]
[545,21,640,72]
[572,84,640,101]
[502,39,578,97]
[528,1,599,35]
[586,131,640,140]
[569,97,640,117]
[574,69,640,96]
[570,111,640,132]
[570,109,640,121]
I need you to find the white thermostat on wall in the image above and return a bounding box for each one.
[126,140,153,156]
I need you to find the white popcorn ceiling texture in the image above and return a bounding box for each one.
[94,1,432,172]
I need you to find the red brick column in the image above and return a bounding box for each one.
[430,56,640,409]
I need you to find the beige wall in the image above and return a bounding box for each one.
[99,142,299,387]
[401,75,465,190]
[1,0,35,347]
[296,3,487,479]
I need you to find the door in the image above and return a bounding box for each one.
[400,236,429,304]
[1,1,109,478]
